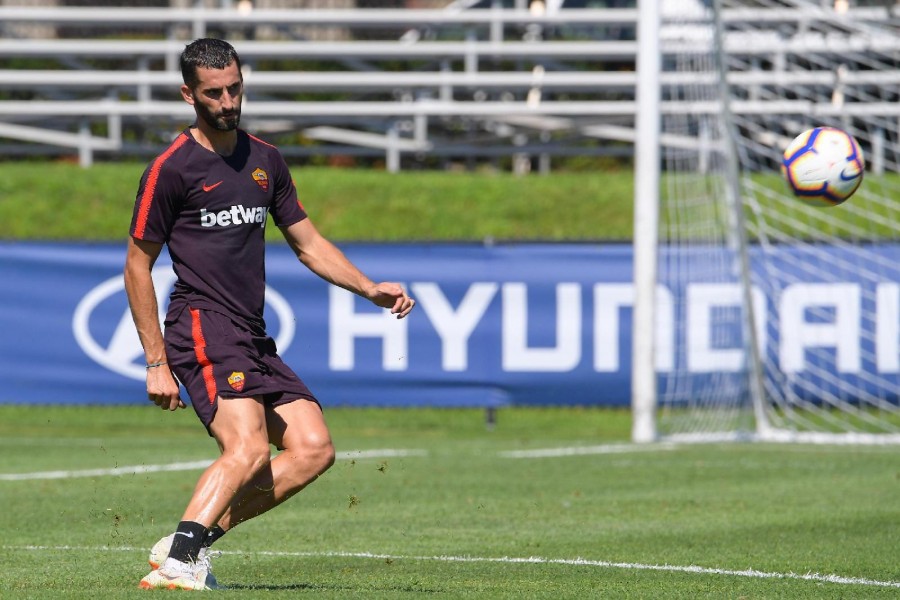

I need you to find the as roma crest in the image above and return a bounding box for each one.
[227,371,246,392]
[251,167,269,192]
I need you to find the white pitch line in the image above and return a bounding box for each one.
[1,444,674,480]
[339,449,427,460]
[0,460,215,481]
[0,449,427,481]
[3,545,897,589]
[0,444,661,480]
[499,443,676,458]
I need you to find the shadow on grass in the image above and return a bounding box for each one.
[224,582,442,593]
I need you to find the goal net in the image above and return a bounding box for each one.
[634,0,900,443]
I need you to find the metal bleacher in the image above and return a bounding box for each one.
[0,1,640,171]
[2,1,900,171]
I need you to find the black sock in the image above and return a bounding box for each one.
[168,520,208,564]
[204,525,227,548]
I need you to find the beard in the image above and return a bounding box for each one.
[196,101,241,132]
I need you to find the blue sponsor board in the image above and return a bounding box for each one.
[1,242,899,407]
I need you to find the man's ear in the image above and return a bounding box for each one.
[180,84,195,105]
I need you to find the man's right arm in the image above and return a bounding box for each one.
[123,236,184,410]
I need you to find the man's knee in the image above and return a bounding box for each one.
[304,435,336,473]
[286,434,335,474]
[320,441,336,472]
[228,439,272,475]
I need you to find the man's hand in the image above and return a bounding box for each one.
[367,282,416,319]
[146,366,185,410]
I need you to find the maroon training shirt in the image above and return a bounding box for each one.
[130,128,307,334]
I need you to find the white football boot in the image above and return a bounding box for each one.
[139,557,209,591]
[147,533,222,589]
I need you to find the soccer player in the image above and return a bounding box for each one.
[124,38,415,591]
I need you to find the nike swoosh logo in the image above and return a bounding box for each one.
[839,166,861,182]
[202,181,223,192]
[174,531,195,538]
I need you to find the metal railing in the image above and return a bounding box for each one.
[1,4,899,170]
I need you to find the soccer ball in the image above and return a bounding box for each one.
[781,127,865,206]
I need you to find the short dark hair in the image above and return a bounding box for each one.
[180,38,242,89]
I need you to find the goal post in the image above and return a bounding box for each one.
[631,0,900,444]
[631,0,662,444]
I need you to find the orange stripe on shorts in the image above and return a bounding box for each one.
[190,308,217,404]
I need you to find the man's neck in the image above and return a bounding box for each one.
[190,124,238,157]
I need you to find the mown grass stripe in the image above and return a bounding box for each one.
[499,443,676,458]
[3,545,897,589]
[0,448,427,481]
[0,444,677,481]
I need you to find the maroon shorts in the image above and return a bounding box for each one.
[163,304,318,434]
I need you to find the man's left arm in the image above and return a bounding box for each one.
[280,218,415,319]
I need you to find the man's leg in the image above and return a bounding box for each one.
[180,396,273,526]
[215,399,335,531]
[141,395,271,590]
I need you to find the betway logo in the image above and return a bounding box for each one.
[201,205,268,228]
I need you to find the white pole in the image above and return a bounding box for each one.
[711,0,768,438]
[78,120,93,168]
[631,0,661,443]
[387,125,400,173]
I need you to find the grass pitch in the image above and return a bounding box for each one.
[0,405,898,599]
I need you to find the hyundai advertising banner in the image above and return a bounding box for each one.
[1,242,899,407]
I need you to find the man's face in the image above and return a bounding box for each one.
[182,61,243,131]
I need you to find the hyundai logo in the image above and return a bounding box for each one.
[73,266,295,381]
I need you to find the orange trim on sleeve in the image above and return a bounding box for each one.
[190,308,218,405]
[247,132,277,149]
[133,133,189,239]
